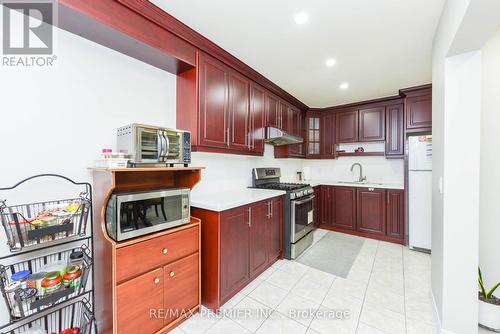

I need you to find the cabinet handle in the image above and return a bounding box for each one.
[227,128,230,147]
[247,207,252,227]
[163,248,168,255]
[154,278,160,284]
[266,201,271,218]
[169,271,175,278]
[270,201,273,218]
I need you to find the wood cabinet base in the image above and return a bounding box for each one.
[319,224,405,245]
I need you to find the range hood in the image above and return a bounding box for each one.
[264,127,303,146]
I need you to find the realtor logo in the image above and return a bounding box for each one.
[1,1,57,67]
[2,2,53,54]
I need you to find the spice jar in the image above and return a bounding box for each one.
[41,271,62,294]
[11,270,31,289]
[68,251,84,268]
[63,265,82,288]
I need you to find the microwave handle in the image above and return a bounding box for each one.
[157,131,164,161]
[164,132,170,160]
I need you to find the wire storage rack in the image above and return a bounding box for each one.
[0,174,96,334]
[0,297,96,334]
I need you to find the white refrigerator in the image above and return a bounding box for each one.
[408,135,432,252]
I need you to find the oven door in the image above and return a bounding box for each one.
[290,194,315,243]
[137,127,163,163]
[116,189,189,241]
[164,129,183,162]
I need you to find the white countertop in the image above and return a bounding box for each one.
[307,179,404,190]
[191,188,286,212]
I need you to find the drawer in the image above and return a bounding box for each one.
[116,225,199,283]
[163,252,199,325]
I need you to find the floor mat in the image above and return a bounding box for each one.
[296,231,364,278]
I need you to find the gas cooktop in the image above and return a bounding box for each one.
[256,182,310,191]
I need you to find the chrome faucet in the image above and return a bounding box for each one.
[350,163,366,183]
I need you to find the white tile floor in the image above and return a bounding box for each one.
[174,229,439,334]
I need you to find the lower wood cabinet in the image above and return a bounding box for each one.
[113,223,201,334]
[192,195,283,310]
[313,186,321,227]
[318,186,404,244]
[356,188,386,236]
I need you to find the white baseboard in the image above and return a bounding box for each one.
[430,290,460,334]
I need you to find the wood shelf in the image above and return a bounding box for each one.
[336,152,385,157]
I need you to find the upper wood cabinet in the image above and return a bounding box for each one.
[322,112,336,157]
[229,71,250,150]
[385,103,404,157]
[249,83,265,154]
[306,113,321,157]
[265,93,281,128]
[335,110,358,143]
[401,85,432,133]
[359,107,385,141]
[280,101,291,132]
[198,53,229,149]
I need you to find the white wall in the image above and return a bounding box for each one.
[479,28,500,291]
[302,157,404,185]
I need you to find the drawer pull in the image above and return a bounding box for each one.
[169,271,175,278]
[154,278,160,284]
[163,248,168,255]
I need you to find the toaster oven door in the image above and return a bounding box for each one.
[137,127,162,162]
[164,130,182,162]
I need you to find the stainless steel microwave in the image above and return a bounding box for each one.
[105,188,190,241]
[117,124,191,165]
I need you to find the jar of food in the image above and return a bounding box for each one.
[11,270,31,289]
[5,281,22,318]
[63,265,82,288]
[41,271,62,294]
[68,250,84,268]
[26,272,46,296]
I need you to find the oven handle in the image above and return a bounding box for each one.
[293,195,315,205]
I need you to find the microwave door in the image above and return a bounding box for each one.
[165,130,181,161]
[137,127,161,162]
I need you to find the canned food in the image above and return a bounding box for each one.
[26,272,46,296]
[11,270,31,289]
[63,265,82,288]
[41,271,62,294]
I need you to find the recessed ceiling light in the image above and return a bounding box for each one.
[294,12,309,25]
[325,58,336,67]
[340,82,349,90]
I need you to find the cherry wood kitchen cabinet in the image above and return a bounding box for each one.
[359,106,385,141]
[198,52,230,149]
[313,186,321,227]
[92,168,203,334]
[192,195,284,310]
[400,85,432,133]
[356,188,386,236]
[249,83,266,153]
[306,113,322,157]
[220,206,251,301]
[322,112,336,157]
[335,110,359,143]
[331,186,357,230]
[265,93,281,128]
[320,186,331,226]
[229,71,251,150]
[385,103,405,157]
[386,189,404,239]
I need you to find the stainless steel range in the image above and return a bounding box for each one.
[252,167,315,259]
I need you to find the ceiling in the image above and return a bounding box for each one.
[151,0,445,108]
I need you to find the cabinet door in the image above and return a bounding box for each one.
[199,53,229,148]
[280,101,291,132]
[335,110,358,143]
[229,71,250,150]
[385,103,404,157]
[306,114,321,157]
[268,197,283,260]
[250,202,269,276]
[313,186,321,227]
[220,207,250,300]
[322,113,336,157]
[289,108,304,156]
[386,190,404,239]
[320,186,332,226]
[406,92,432,131]
[163,253,199,325]
[359,107,385,141]
[356,188,386,235]
[332,187,356,230]
[266,94,280,128]
[117,268,164,334]
[250,84,265,153]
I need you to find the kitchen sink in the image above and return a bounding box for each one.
[337,181,384,186]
